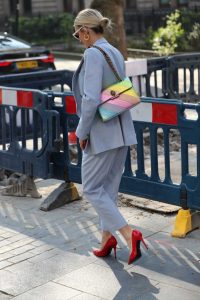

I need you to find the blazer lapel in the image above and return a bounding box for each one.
[72,57,84,117]
[72,58,84,84]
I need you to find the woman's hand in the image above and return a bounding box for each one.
[79,139,88,150]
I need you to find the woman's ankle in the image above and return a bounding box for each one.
[102,231,112,238]
[119,225,132,245]
[101,231,112,247]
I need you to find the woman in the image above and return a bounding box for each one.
[72,9,147,264]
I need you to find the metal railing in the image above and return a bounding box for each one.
[145,53,200,102]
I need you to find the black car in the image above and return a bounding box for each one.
[0,32,56,74]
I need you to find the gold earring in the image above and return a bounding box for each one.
[84,34,89,41]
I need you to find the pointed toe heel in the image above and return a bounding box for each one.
[128,230,148,265]
[93,235,117,259]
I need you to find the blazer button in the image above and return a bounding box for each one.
[110,90,116,96]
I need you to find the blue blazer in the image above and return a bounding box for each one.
[72,38,137,155]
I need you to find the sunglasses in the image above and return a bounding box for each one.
[72,26,84,40]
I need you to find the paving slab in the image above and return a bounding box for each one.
[1,251,96,296]
[54,263,160,300]
[0,293,12,300]
[69,293,103,300]
[12,282,81,300]
[127,247,200,294]
[0,177,199,299]
[138,282,200,300]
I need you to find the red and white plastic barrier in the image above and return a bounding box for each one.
[0,88,33,108]
[65,95,77,145]
[131,101,178,125]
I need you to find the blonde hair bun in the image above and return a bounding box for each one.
[74,9,111,31]
[100,17,110,29]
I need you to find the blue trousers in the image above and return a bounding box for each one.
[82,146,128,232]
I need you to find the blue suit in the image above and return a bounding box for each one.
[72,38,137,231]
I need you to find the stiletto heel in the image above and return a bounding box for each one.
[141,237,148,249]
[128,230,147,265]
[113,245,117,259]
[93,235,117,258]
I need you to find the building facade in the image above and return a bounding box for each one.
[0,0,92,17]
[0,0,200,18]
[0,0,199,34]
[125,0,200,10]
[124,0,200,34]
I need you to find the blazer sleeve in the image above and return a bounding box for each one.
[75,48,103,140]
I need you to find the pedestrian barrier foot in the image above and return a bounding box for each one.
[171,209,200,238]
[1,174,41,198]
[40,182,80,211]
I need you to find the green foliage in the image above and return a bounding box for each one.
[188,23,200,51]
[146,9,200,53]
[151,10,185,56]
[10,13,74,47]
[180,10,200,34]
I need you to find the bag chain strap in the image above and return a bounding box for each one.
[92,45,122,82]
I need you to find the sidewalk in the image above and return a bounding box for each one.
[0,179,199,300]
[54,57,80,71]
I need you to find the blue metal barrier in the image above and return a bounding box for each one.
[121,98,200,211]
[0,70,74,91]
[46,91,79,181]
[0,86,61,178]
[1,71,200,210]
[0,70,74,143]
[146,53,200,102]
[145,56,168,98]
[48,93,200,211]
[166,53,200,102]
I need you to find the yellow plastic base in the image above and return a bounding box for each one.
[70,182,80,201]
[171,209,192,238]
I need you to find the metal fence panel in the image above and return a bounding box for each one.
[167,53,200,102]
[0,86,60,178]
[0,70,74,91]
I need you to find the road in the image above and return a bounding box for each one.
[54,57,80,71]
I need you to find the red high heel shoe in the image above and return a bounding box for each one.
[128,230,148,265]
[93,235,117,259]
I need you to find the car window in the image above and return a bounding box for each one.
[0,35,30,50]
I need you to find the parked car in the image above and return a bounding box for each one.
[0,32,55,74]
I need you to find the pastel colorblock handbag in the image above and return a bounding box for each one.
[93,45,140,122]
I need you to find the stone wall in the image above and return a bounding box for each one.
[31,0,61,14]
